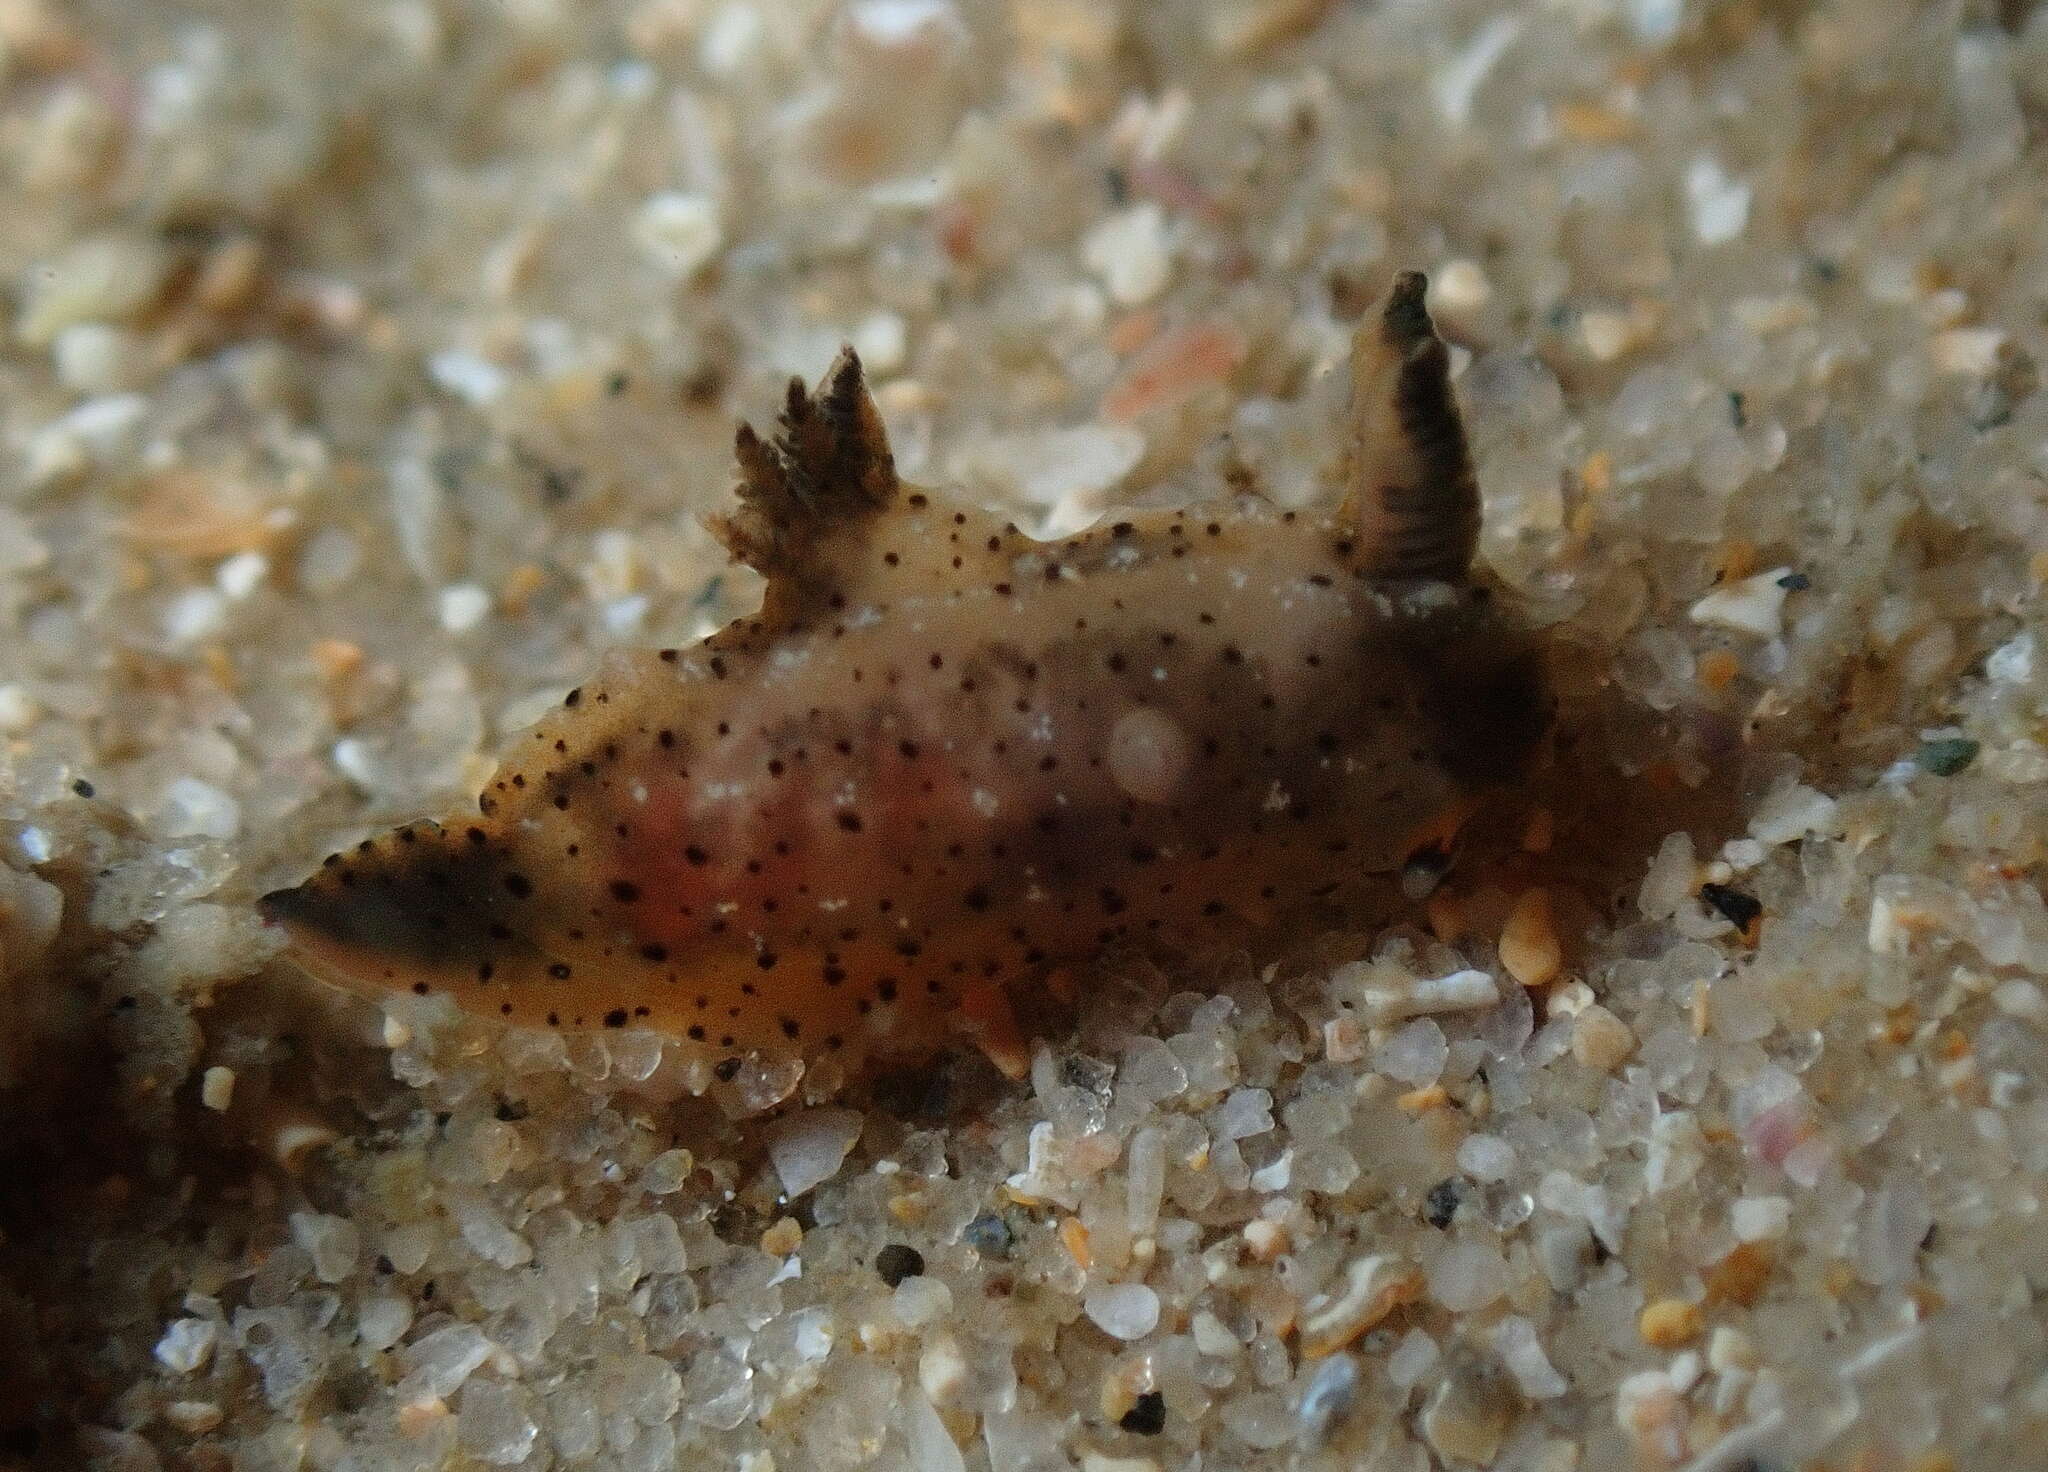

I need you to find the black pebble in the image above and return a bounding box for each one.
[1424,1177,1463,1229]
[1699,882,1763,933]
[1119,1391,1166,1435]
[874,1243,925,1287]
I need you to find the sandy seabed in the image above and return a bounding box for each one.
[2,1,2048,1469]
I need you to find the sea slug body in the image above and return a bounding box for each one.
[261,273,1553,1079]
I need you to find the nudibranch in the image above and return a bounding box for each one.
[262,273,1552,1077]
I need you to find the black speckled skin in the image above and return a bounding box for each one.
[262,274,1554,1071]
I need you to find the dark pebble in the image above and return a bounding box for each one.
[874,1243,925,1287]
[1699,882,1764,933]
[1914,736,1979,777]
[1424,1177,1464,1229]
[962,1212,1014,1258]
[1119,1390,1165,1435]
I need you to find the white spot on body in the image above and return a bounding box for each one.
[1107,706,1192,805]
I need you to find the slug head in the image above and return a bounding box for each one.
[1402,578,1556,792]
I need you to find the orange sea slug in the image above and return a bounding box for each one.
[261,274,1553,1077]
